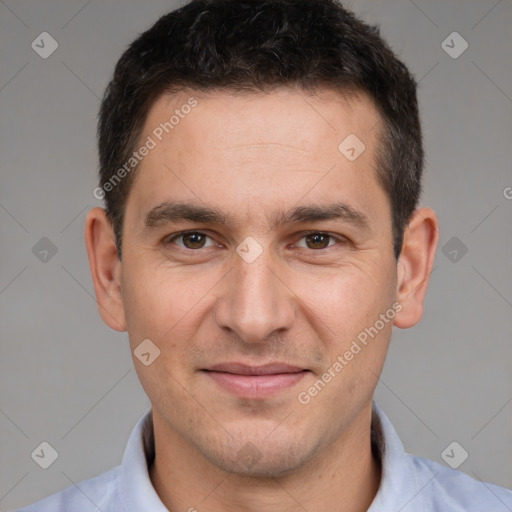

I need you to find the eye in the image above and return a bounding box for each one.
[166,231,217,250]
[295,232,344,250]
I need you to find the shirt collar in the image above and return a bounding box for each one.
[368,401,432,510]
[119,401,429,511]
[119,410,168,512]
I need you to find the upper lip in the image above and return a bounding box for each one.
[204,363,306,376]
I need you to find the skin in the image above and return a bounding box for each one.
[85,87,439,512]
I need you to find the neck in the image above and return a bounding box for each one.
[149,404,381,512]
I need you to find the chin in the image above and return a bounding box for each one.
[200,430,316,478]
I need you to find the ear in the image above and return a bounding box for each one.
[84,207,126,331]
[394,207,439,329]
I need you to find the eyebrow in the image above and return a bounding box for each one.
[144,201,370,232]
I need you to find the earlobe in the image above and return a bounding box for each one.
[393,208,439,329]
[84,207,127,332]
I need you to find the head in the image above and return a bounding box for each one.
[86,0,438,478]
[96,0,424,261]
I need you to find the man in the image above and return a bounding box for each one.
[18,0,512,510]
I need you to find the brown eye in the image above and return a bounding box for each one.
[304,233,332,249]
[167,232,215,250]
[181,232,207,249]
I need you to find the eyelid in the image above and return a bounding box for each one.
[165,230,218,248]
[292,231,348,249]
[164,230,347,251]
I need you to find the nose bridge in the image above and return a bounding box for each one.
[214,245,294,343]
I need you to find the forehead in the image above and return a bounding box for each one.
[144,87,381,155]
[126,87,388,228]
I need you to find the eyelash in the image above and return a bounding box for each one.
[163,231,347,251]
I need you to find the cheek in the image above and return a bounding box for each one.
[294,261,395,344]
[121,255,168,346]
[121,262,199,404]
[121,256,216,347]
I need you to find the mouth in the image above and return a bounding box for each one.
[202,362,309,399]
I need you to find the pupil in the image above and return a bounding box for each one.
[185,233,204,248]
[307,234,328,249]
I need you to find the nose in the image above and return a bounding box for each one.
[214,247,295,344]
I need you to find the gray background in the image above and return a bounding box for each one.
[1,0,511,509]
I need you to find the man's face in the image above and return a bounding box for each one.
[120,88,398,475]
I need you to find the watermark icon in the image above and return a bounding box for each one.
[236,236,264,264]
[441,441,468,469]
[441,32,468,59]
[134,338,161,366]
[32,237,58,263]
[237,442,263,469]
[31,32,59,59]
[93,97,198,200]
[441,236,468,263]
[338,134,366,162]
[298,301,402,405]
[504,187,512,200]
[31,441,59,469]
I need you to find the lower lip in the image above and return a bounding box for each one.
[204,371,308,398]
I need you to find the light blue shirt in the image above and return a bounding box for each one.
[16,402,512,511]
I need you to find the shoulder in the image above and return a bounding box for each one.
[14,465,122,512]
[409,453,512,511]
[371,402,512,511]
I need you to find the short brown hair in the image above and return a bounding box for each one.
[98,0,423,259]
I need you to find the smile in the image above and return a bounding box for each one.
[202,363,309,398]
